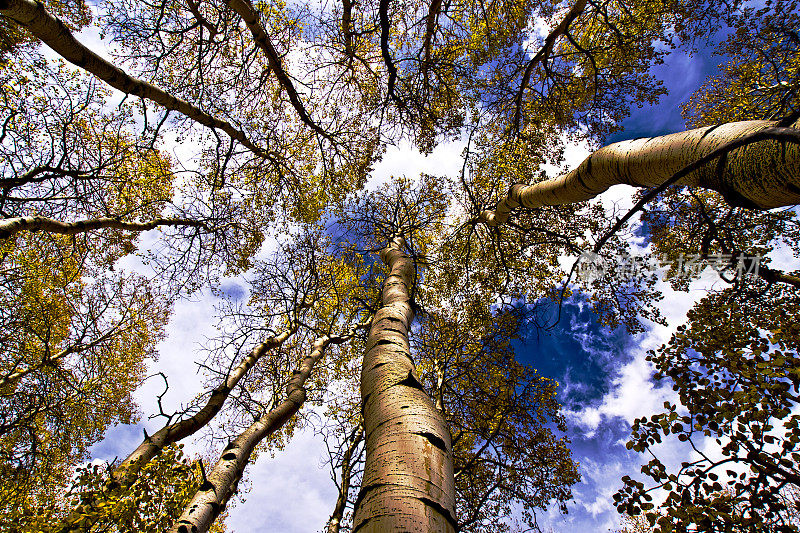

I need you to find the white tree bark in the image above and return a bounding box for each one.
[59,324,300,532]
[480,120,800,226]
[353,236,456,533]
[169,320,369,533]
[0,215,211,239]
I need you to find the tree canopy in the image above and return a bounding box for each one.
[1,0,799,531]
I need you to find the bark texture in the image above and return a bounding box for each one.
[481,119,800,226]
[353,236,456,533]
[170,322,368,533]
[60,326,298,532]
[0,215,209,239]
[0,0,273,159]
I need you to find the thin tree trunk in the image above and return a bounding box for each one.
[225,0,330,140]
[341,0,354,60]
[760,265,800,289]
[0,215,211,239]
[327,425,364,533]
[512,0,587,132]
[170,320,369,533]
[59,323,300,532]
[353,235,456,532]
[480,119,800,226]
[0,0,276,161]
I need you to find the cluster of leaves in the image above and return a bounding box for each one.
[683,0,800,126]
[0,229,170,521]
[611,22,800,524]
[0,444,226,532]
[414,302,579,532]
[3,0,799,528]
[615,282,800,531]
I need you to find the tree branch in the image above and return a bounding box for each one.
[512,0,587,133]
[0,215,213,239]
[225,0,333,140]
[0,0,279,163]
[378,0,402,107]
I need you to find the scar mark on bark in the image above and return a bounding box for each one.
[199,479,216,492]
[397,370,425,392]
[221,452,237,461]
[353,482,384,516]
[720,187,760,209]
[419,496,458,530]
[352,517,371,533]
[699,123,721,141]
[375,339,398,347]
[371,361,388,370]
[361,392,370,415]
[415,431,447,452]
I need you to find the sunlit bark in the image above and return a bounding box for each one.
[0,215,211,239]
[170,321,369,533]
[353,235,456,532]
[59,324,300,532]
[481,120,800,226]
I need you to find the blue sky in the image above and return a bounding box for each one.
[515,42,730,531]
[516,298,661,531]
[607,42,723,144]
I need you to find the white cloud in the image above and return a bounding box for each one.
[225,424,337,532]
[367,138,466,191]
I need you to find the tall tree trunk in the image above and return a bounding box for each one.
[480,119,800,226]
[0,215,211,240]
[327,425,364,533]
[170,321,369,533]
[60,322,301,532]
[353,235,456,532]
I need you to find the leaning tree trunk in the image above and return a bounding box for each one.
[352,235,456,532]
[0,0,272,160]
[60,322,302,532]
[480,119,800,226]
[169,320,369,533]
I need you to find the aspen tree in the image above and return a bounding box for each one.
[353,235,456,532]
[5,0,800,530]
[480,119,800,227]
[171,322,370,533]
[326,425,364,533]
